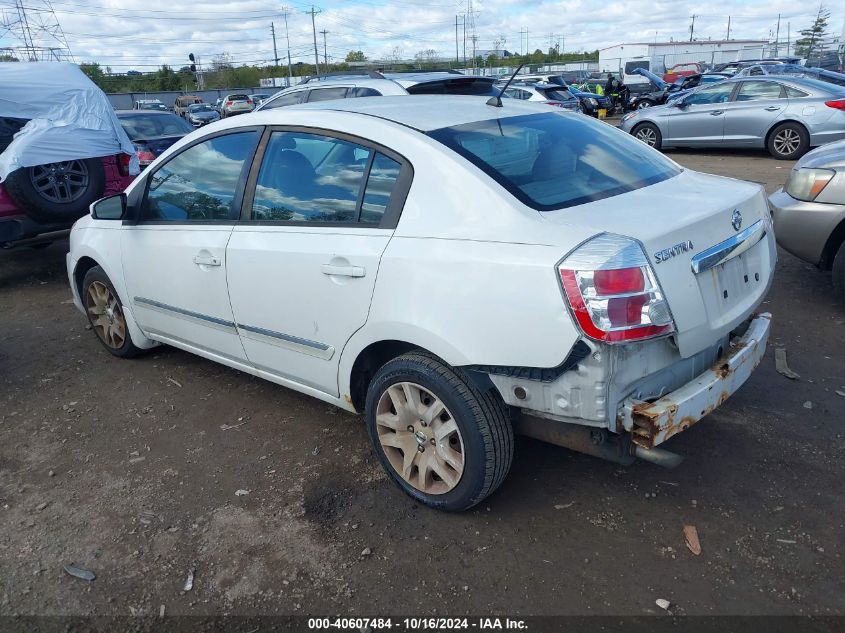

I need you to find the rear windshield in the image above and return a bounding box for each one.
[228,94,250,101]
[428,112,680,211]
[407,78,497,96]
[118,113,193,140]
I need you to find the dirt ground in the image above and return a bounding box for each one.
[1,148,843,619]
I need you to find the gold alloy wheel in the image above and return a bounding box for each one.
[375,381,465,495]
[85,281,126,349]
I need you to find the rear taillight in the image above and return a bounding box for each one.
[558,234,674,343]
[824,99,845,110]
[117,153,131,177]
[246,99,252,104]
[136,149,156,165]
[544,101,566,107]
[225,101,233,106]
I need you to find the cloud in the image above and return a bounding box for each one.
[14,0,842,70]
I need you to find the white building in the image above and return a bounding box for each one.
[599,39,771,83]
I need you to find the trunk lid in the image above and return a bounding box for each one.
[540,169,776,357]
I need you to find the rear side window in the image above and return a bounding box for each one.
[353,87,382,97]
[361,153,401,223]
[262,91,306,109]
[784,86,809,97]
[307,87,349,102]
[542,88,574,101]
[142,131,258,222]
[429,112,680,211]
[737,81,784,101]
[250,131,403,225]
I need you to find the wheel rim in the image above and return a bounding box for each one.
[375,381,465,495]
[635,127,657,146]
[773,128,800,156]
[637,101,652,109]
[85,281,126,349]
[29,160,90,204]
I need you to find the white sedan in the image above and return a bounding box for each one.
[67,96,776,511]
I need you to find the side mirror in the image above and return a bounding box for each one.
[673,99,688,108]
[91,193,126,220]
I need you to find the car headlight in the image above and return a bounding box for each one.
[785,168,835,201]
[588,97,598,106]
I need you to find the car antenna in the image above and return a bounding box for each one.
[486,63,525,107]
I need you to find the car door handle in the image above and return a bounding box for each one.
[763,105,781,111]
[321,264,365,278]
[709,110,724,116]
[193,255,221,266]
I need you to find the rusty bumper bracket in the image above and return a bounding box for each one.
[620,313,772,449]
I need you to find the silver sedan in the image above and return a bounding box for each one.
[769,139,845,298]
[620,76,845,160]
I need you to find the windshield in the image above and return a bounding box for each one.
[189,104,213,112]
[429,112,680,211]
[118,113,193,139]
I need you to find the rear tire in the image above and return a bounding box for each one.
[833,241,845,301]
[81,266,143,358]
[5,158,105,224]
[365,351,513,512]
[767,122,809,160]
[632,122,662,150]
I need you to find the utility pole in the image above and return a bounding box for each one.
[787,21,790,56]
[271,22,279,66]
[774,13,780,56]
[455,15,459,64]
[462,15,466,65]
[320,29,329,67]
[283,9,293,87]
[305,5,321,76]
[726,16,731,40]
[689,14,696,42]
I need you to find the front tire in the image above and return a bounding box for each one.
[767,122,809,160]
[365,351,513,512]
[636,99,654,109]
[82,266,143,358]
[632,122,662,150]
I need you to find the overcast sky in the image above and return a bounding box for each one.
[2,0,843,71]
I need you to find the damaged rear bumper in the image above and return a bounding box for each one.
[619,312,771,448]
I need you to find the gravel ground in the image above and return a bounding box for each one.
[0,148,843,619]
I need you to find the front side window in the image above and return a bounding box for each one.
[141,132,258,222]
[736,81,784,101]
[429,112,680,211]
[683,83,734,105]
[251,131,401,224]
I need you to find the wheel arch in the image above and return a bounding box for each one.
[71,249,158,350]
[765,119,809,147]
[73,255,100,300]
[820,216,845,270]
[341,328,493,414]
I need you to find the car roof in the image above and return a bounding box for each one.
[279,94,553,132]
